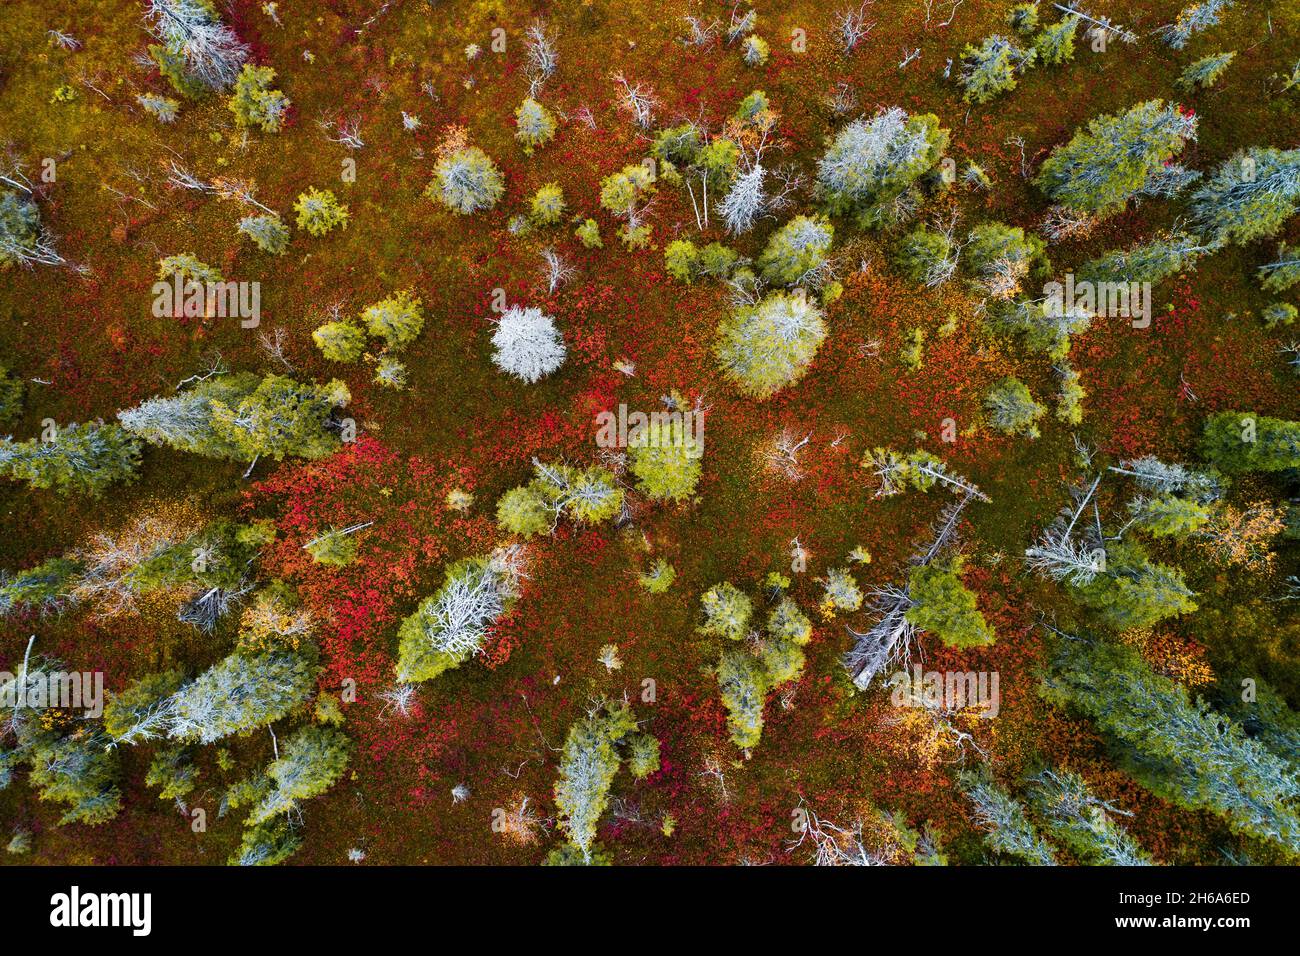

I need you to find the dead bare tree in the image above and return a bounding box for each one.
[835,2,876,52]
[763,429,813,480]
[539,247,575,293]
[844,492,977,690]
[320,115,365,149]
[524,20,558,96]
[921,0,964,28]
[611,72,657,130]
[680,15,720,47]
[257,327,295,371]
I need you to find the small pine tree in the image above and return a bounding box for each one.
[767,596,813,645]
[893,227,958,287]
[246,725,351,825]
[638,558,676,593]
[1033,13,1079,64]
[1258,243,1300,292]
[304,527,360,566]
[394,551,521,683]
[960,770,1058,865]
[664,239,700,282]
[905,558,995,648]
[170,647,318,743]
[1262,302,1297,329]
[145,746,200,800]
[0,366,25,425]
[515,97,557,154]
[717,647,768,749]
[293,188,349,236]
[360,290,424,351]
[757,215,834,287]
[626,733,661,778]
[1008,3,1039,33]
[24,727,123,826]
[0,557,82,617]
[715,291,826,399]
[652,124,703,165]
[312,319,365,362]
[1079,230,1213,286]
[699,582,753,640]
[237,213,289,254]
[496,485,553,537]
[1029,768,1153,865]
[984,377,1046,438]
[963,222,1046,299]
[553,701,636,860]
[959,35,1034,104]
[575,218,602,248]
[158,252,223,284]
[0,190,41,270]
[820,567,864,614]
[1127,495,1212,538]
[628,418,703,501]
[373,356,408,390]
[429,146,505,214]
[137,92,180,122]
[1176,51,1235,92]
[230,818,301,866]
[757,635,805,685]
[1056,366,1086,425]
[529,183,566,225]
[741,35,769,66]
[228,64,289,132]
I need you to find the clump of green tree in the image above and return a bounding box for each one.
[905,557,996,649]
[1201,412,1300,473]
[428,145,505,215]
[815,107,949,229]
[496,460,624,537]
[628,417,704,502]
[393,547,524,683]
[957,34,1036,104]
[118,372,350,469]
[2,658,122,825]
[1189,147,1300,246]
[515,97,556,155]
[700,580,814,749]
[292,187,349,236]
[1035,100,1198,219]
[228,64,289,132]
[1042,635,1300,854]
[549,699,658,864]
[715,291,827,399]
[984,377,1046,439]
